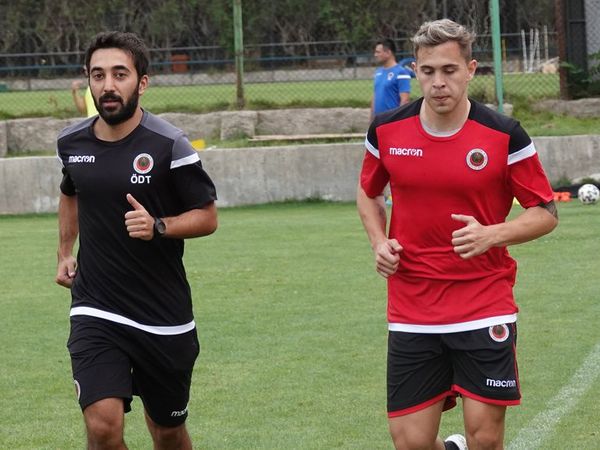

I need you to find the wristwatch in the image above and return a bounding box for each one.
[154,217,166,237]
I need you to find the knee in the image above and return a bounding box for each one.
[390,428,437,450]
[85,414,124,447]
[148,422,188,447]
[152,425,179,443]
[466,428,504,450]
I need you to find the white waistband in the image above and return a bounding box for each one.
[388,314,517,334]
[70,306,196,335]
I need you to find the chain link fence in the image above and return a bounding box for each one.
[0,20,592,120]
[557,0,600,98]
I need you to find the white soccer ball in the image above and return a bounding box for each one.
[577,183,600,205]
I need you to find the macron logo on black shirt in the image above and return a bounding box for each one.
[68,155,96,163]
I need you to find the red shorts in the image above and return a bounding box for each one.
[387,323,520,417]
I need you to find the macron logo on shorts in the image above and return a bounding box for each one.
[171,405,188,417]
[486,378,517,388]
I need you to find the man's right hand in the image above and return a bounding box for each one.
[374,239,403,278]
[56,255,77,288]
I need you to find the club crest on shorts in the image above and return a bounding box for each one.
[489,324,510,342]
[133,153,154,174]
[73,379,81,400]
[466,148,488,170]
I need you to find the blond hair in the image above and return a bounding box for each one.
[412,19,476,61]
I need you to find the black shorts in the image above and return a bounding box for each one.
[67,316,200,427]
[387,323,520,417]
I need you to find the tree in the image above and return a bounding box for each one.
[0,0,556,71]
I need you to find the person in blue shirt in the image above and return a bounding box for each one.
[371,39,412,119]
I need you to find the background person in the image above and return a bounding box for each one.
[357,19,558,450]
[371,38,412,119]
[56,31,217,450]
[71,79,98,117]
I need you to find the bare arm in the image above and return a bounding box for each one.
[56,193,79,288]
[399,92,410,106]
[357,184,387,247]
[71,81,86,115]
[357,184,402,278]
[124,194,217,241]
[451,202,558,259]
[161,203,218,239]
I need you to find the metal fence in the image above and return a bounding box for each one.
[557,0,600,98]
[0,28,575,120]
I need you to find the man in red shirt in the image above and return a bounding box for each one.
[357,19,558,450]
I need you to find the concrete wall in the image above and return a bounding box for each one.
[0,108,370,156]
[202,144,364,207]
[1,136,599,215]
[0,144,364,214]
[0,156,63,214]
[534,134,600,182]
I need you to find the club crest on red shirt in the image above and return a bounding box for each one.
[466,148,488,171]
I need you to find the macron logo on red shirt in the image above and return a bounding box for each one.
[389,147,423,157]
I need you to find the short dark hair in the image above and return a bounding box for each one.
[84,31,150,78]
[376,38,397,55]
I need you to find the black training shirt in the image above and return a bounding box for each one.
[57,111,217,332]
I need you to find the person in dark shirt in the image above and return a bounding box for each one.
[56,31,217,450]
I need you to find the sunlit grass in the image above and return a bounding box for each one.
[0,201,599,448]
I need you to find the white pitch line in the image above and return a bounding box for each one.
[507,340,600,450]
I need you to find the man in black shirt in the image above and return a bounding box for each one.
[56,31,217,449]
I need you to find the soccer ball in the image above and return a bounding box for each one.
[577,183,600,205]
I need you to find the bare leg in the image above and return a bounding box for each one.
[388,398,447,450]
[83,398,127,450]
[463,396,506,450]
[144,410,192,450]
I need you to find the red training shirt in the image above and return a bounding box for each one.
[360,98,554,333]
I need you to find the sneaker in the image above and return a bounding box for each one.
[445,434,468,450]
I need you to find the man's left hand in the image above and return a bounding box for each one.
[451,214,494,259]
[124,193,154,240]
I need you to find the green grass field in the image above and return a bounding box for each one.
[1,201,599,449]
[5,72,599,139]
[0,72,558,119]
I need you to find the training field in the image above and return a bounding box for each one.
[1,201,598,449]
[0,72,558,119]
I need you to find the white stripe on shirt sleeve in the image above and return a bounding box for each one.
[507,142,536,165]
[396,74,411,79]
[171,152,200,169]
[365,137,380,159]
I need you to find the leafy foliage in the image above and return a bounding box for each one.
[1,0,555,56]
[561,51,600,99]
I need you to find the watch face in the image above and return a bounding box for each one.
[155,218,166,235]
